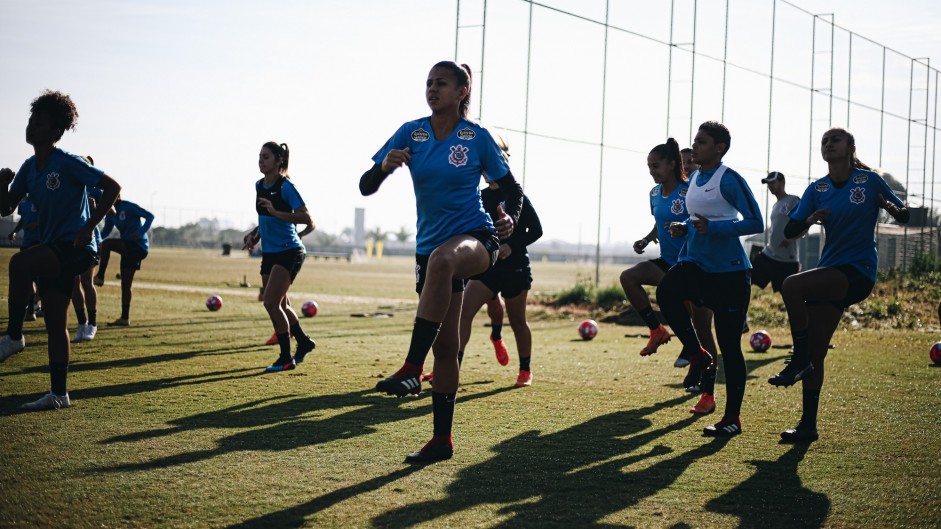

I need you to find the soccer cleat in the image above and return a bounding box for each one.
[421,372,434,383]
[673,352,691,368]
[780,422,819,443]
[264,356,296,373]
[376,365,422,397]
[23,311,36,322]
[265,332,279,346]
[0,335,26,363]
[108,318,130,327]
[93,276,105,287]
[404,439,454,464]
[689,393,716,414]
[640,325,671,356]
[703,416,742,437]
[293,339,316,364]
[83,325,97,341]
[19,392,71,411]
[71,324,87,343]
[514,370,534,387]
[768,359,814,387]
[682,348,713,391]
[491,335,510,366]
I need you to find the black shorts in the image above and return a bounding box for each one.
[479,260,533,299]
[415,230,501,295]
[649,258,671,274]
[119,242,149,271]
[261,248,306,282]
[37,242,99,297]
[827,265,874,310]
[662,261,752,312]
[750,252,800,292]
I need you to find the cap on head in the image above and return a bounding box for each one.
[761,171,784,184]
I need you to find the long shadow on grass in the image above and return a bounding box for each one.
[373,394,729,528]
[91,385,514,473]
[705,444,829,528]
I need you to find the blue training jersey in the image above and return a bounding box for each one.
[678,164,764,272]
[789,168,903,283]
[102,200,155,253]
[10,148,103,252]
[372,117,510,255]
[87,187,104,246]
[16,197,39,248]
[649,182,689,266]
[257,178,305,253]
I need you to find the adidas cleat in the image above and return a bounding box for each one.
[405,439,453,464]
[780,422,819,443]
[376,368,422,397]
[768,360,814,387]
[704,416,742,437]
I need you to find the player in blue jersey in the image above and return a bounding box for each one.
[70,156,105,342]
[620,139,718,394]
[768,128,908,443]
[657,121,764,436]
[0,90,121,411]
[93,193,155,327]
[456,137,542,387]
[7,196,41,321]
[360,61,523,463]
[242,142,317,373]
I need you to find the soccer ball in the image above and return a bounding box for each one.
[301,300,319,317]
[206,295,223,312]
[578,320,598,340]
[749,330,772,352]
[930,341,941,365]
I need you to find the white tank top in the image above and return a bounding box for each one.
[684,165,739,222]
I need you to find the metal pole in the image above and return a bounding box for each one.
[932,69,939,257]
[879,47,886,167]
[478,0,487,121]
[454,0,460,60]
[689,0,698,144]
[808,15,817,183]
[666,0,675,134]
[721,0,729,122]
[521,0,533,188]
[921,59,930,254]
[595,0,610,286]
[765,0,777,246]
[828,14,834,125]
[847,32,853,127]
[904,58,914,271]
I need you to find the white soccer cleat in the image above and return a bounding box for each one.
[0,335,26,362]
[19,392,71,411]
[71,324,87,343]
[83,325,98,341]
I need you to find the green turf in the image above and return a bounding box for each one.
[0,248,939,528]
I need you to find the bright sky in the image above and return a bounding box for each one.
[2,0,940,246]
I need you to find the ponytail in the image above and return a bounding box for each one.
[262,141,290,176]
[649,137,687,182]
[831,128,871,171]
[433,61,473,118]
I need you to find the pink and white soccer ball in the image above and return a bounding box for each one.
[749,330,772,352]
[578,319,599,340]
[206,295,223,312]
[301,300,319,317]
[930,341,941,365]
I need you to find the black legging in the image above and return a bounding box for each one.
[656,262,750,416]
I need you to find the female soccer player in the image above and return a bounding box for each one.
[657,121,764,436]
[93,193,155,327]
[458,141,542,387]
[0,90,121,410]
[768,128,908,443]
[620,139,718,395]
[71,155,104,342]
[360,61,523,463]
[243,142,317,373]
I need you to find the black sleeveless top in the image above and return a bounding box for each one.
[255,177,293,216]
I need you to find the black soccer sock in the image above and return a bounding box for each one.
[519,355,531,371]
[50,361,69,396]
[432,391,456,437]
[791,328,810,364]
[289,322,314,346]
[701,365,717,396]
[6,300,27,340]
[88,310,97,326]
[276,332,291,360]
[457,350,464,367]
[121,304,130,321]
[404,317,442,366]
[800,388,821,426]
[490,324,503,341]
[638,305,660,330]
[75,307,87,326]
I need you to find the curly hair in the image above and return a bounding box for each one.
[30,90,79,141]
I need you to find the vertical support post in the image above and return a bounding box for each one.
[721,0,729,122]
[478,0,487,121]
[689,0,698,144]
[595,0,611,286]
[521,0,534,188]
[666,0,675,134]
[847,33,853,127]
[454,0,461,60]
[765,0,777,246]
[807,15,817,183]
[904,58,914,271]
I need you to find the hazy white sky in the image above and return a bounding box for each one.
[2,0,940,246]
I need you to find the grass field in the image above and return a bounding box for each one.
[0,247,939,529]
